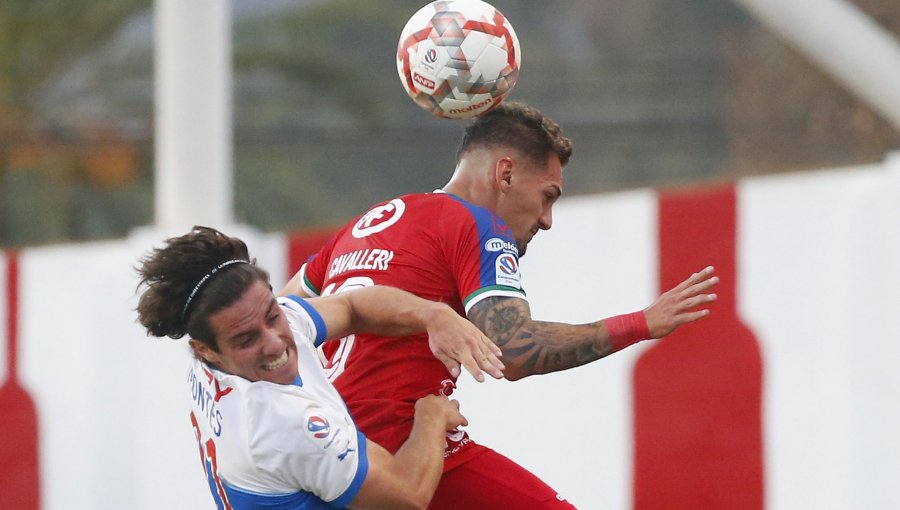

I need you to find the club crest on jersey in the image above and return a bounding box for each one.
[484,237,518,255]
[307,415,331,439]
[352,199,406,238]
[495,253,521,288]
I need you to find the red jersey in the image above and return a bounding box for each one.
[299,192,526,470]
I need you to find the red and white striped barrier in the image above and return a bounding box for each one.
[1,156,898,509]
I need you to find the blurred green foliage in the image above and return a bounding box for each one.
[1,0,897,247]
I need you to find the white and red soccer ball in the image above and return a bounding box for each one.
[396,0,521,119]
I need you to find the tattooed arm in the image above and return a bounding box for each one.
[467,266,720,381]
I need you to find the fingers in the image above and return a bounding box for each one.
[428,312,506,382]
[459,354,486,383]
[448,399,468,428]
[436,355,461,379]
[478,336,505,379]
[417,395,468,428]
[453,334,505,382]
[676,309,711,326]
[672,266,718,305]
[681,292,717,311]
[676,266,717,292]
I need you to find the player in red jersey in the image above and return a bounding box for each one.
[283,102,719,508]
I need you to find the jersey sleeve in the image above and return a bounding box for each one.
[245,387,369,506]
[299,231,342,297]
[441,197,528,313]
[278,295,328,348]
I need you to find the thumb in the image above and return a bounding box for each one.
[435,354,461,378]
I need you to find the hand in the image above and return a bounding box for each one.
[425,307,505,382]
[414,395,468,431]
[644,265,719,339]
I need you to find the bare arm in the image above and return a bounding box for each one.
[468,266,719,381]
[348,396,466,510]
[307,286,504,381]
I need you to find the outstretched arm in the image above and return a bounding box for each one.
[307,286,505,381]
[468,266,719,381]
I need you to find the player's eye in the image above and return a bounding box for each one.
[235,334,256,348]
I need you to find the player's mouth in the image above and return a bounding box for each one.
[262,350,289,371]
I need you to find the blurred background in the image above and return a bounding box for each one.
[1,0,897,247]
[2,2,900,510]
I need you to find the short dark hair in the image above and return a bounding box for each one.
[455,101,572,167]
[135,226,270,350]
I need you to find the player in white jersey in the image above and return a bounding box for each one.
[136,226,504,509]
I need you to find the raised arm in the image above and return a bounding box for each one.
[307,286,505,381]
[348,395,466,510]
[468,266,719,381]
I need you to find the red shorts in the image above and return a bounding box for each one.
[428,446,578,509]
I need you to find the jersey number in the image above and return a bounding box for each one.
[318,277,374,381]
[191,411,233,510]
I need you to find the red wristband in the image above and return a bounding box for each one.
[605,311,651,352]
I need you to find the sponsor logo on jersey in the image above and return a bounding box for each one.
[337,447,356,462]
[495,253,521,288]
[484,237,518,254]
[444,436,472,458]
[307,415,331,439]
[352,199,406,238]
[328,249,395,279]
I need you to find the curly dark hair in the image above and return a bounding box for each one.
[135,226,270,350]
[455,101,572,167]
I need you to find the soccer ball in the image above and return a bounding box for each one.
[396,0,521,119]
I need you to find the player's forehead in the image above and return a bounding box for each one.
[211,282,275,340]
[526,152,564,194]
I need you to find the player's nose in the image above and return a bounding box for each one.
[539,207,553,230]
[260,329,284,355]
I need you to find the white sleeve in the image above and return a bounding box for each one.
[277,295,328,348]
[245,387,369,506]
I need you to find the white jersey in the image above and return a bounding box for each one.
[187,295,368,509]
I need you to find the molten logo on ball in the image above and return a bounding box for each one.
[396,0,521,119]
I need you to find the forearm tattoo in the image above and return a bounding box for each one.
[468,296,615,379]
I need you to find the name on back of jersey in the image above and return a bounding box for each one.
[328,249,394,279]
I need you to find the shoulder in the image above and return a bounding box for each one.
[278,295,328,347]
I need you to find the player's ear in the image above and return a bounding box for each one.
[190,338,221,365]
[495,157,514,192]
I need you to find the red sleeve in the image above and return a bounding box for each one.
[438,196,526,312]
[300,234,339,297]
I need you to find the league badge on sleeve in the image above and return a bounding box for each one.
[494,253,521,288]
